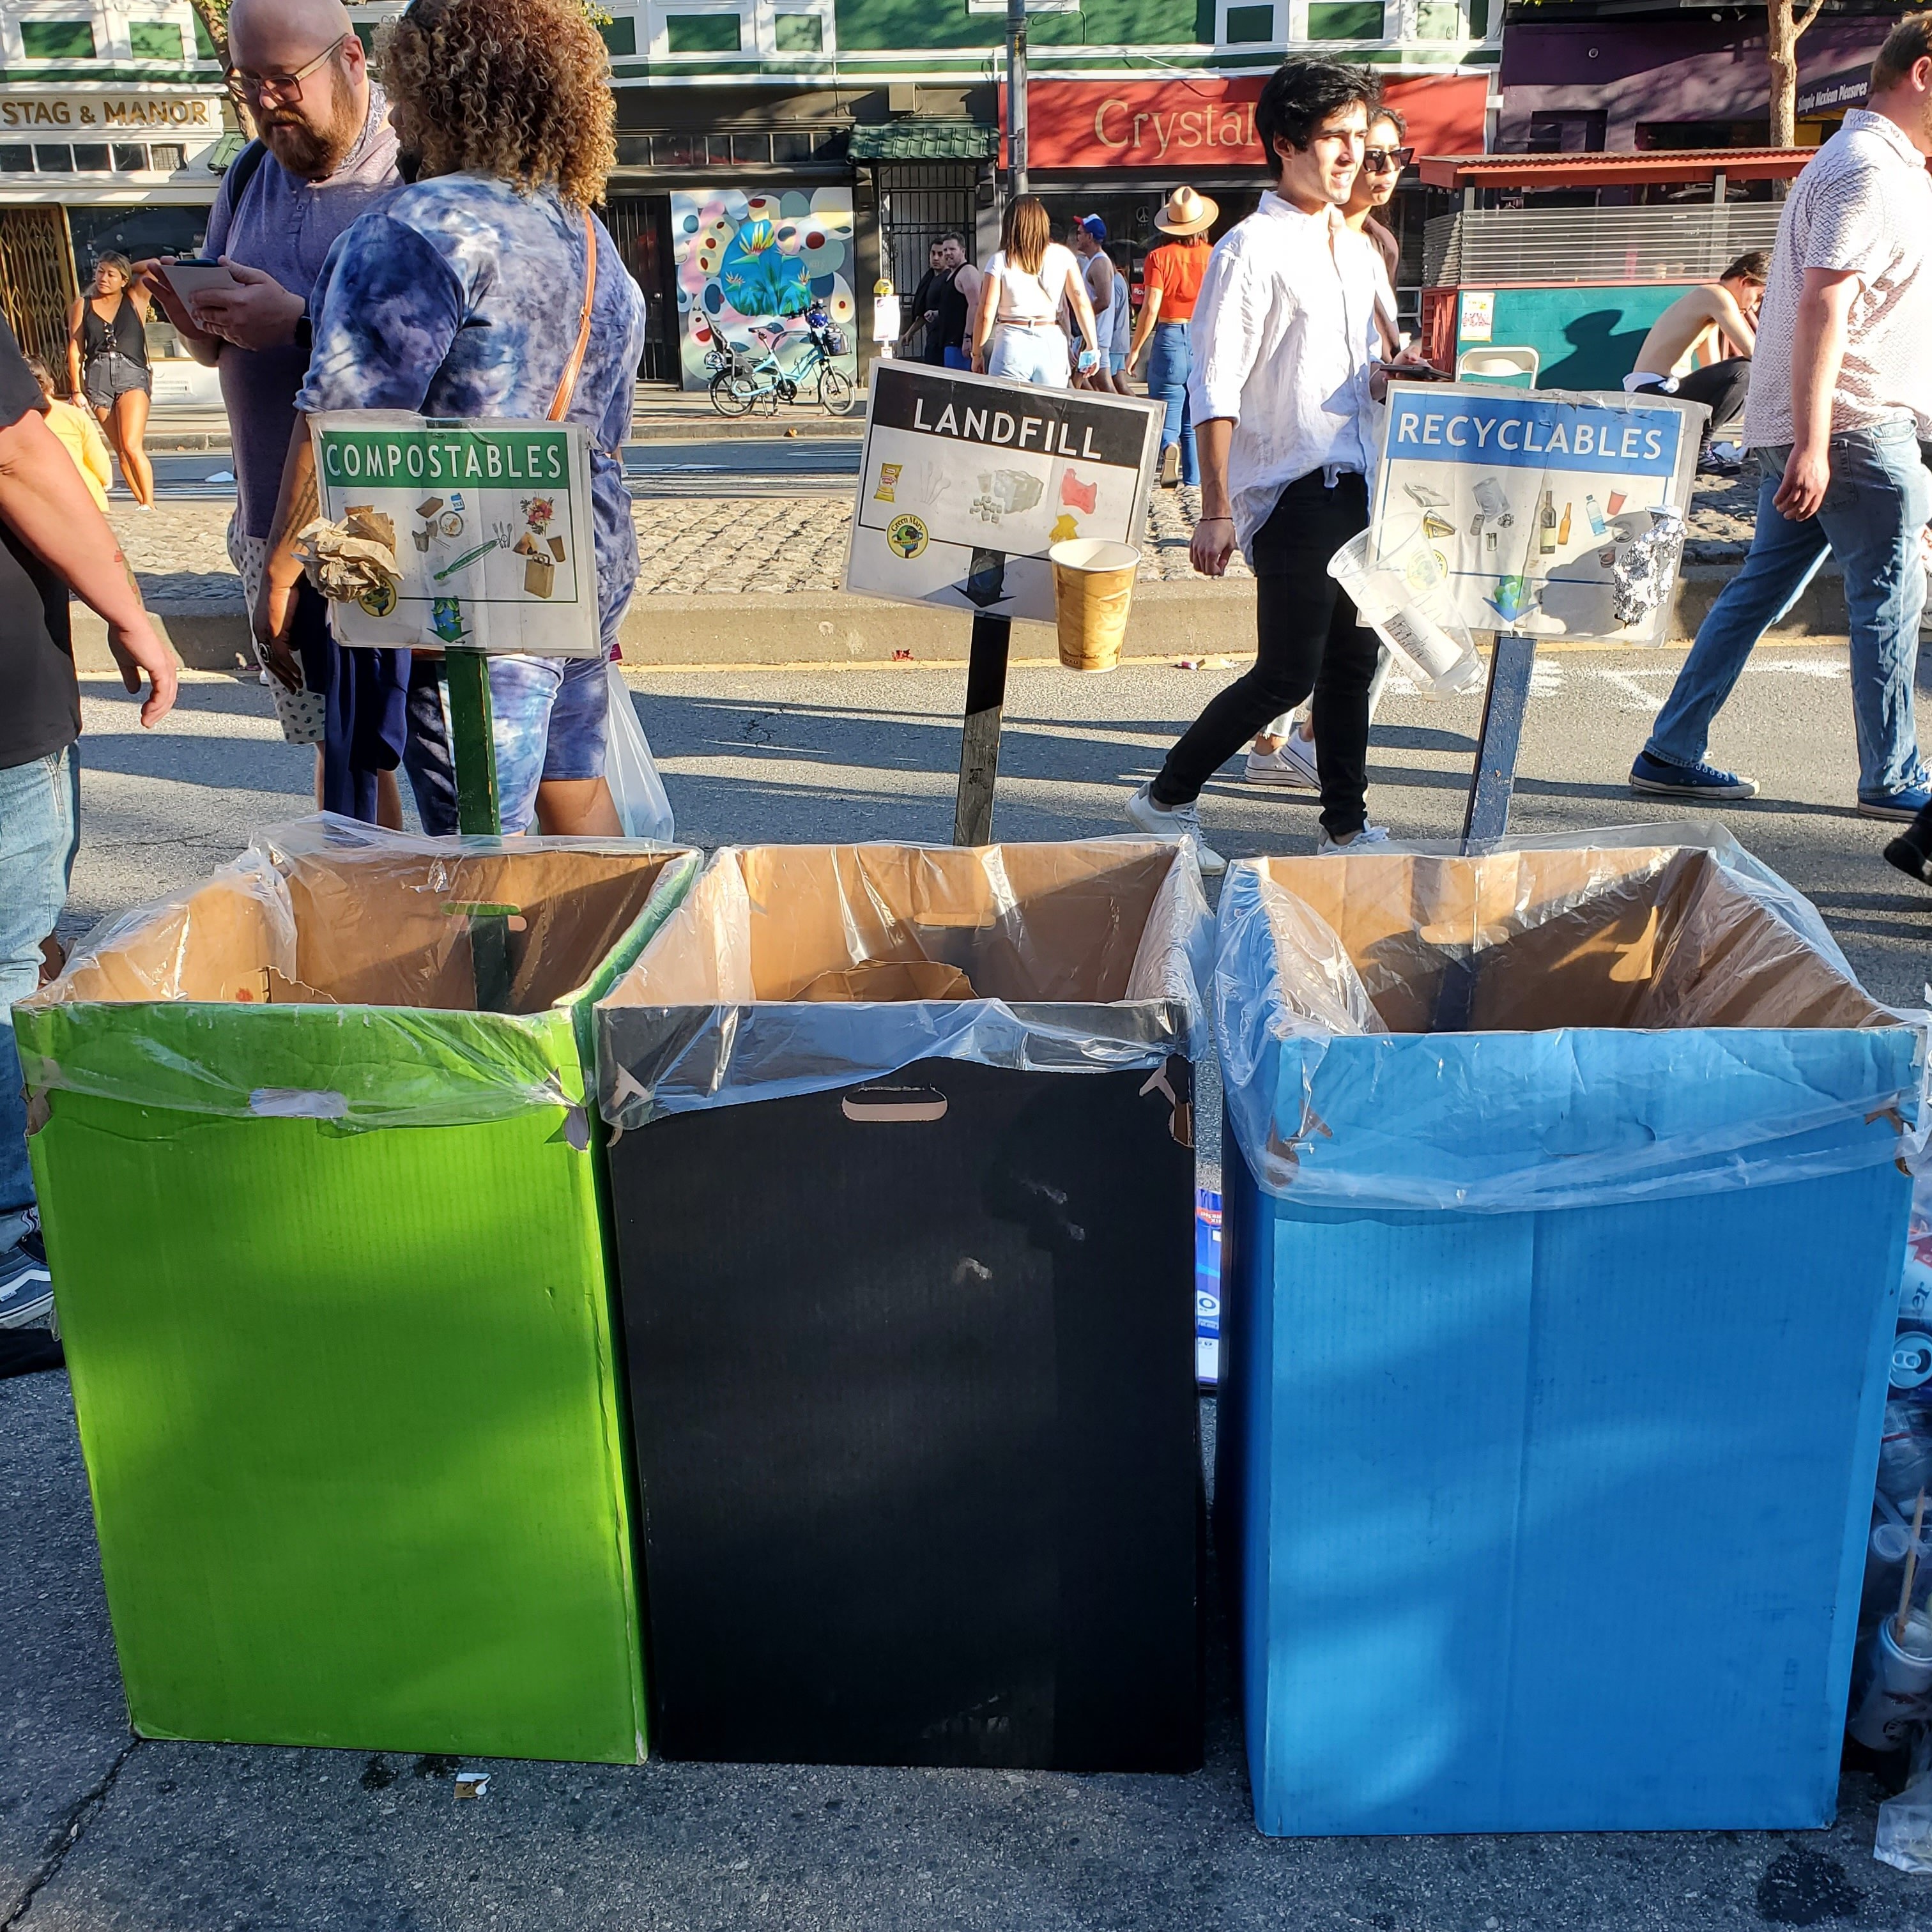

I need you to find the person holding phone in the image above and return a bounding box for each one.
[970,195,1101,389]
[66,253,155,510]
[136,0,410,826]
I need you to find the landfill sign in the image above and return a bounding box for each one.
[1371,383,1705,645]
[307,411,600,657]
[844,363,1163,625]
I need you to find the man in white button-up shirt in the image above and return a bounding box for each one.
[1126,59,1394,869]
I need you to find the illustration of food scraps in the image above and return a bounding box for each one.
[969,468,1043,527]
[1059,468,1098,515]
[414,492,468,554]
[511,496,567,599]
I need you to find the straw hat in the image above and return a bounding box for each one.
[1154,187,1218,236]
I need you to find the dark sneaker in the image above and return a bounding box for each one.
[0,1218,51,1329]
[1885,830,1932,887]
[1629,749,1759,802]
[1858,785,1932,822]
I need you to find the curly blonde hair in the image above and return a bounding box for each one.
[379,0,616,208]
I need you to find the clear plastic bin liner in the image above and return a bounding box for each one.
[1215,822,1927,1213]
[596,839,1213,1128]
[15,814,697,1130]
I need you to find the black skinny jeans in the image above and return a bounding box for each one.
[1635,357,1751,438]
[1152,470,1381,838]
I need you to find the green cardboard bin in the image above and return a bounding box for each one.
[13,816,698,1765]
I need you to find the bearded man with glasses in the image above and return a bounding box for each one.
[134,0,411,826]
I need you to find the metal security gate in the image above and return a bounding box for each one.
[0,206,78,371]
[876,163,976,303]
[602,194,680,385]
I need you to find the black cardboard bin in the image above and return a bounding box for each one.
[595,841,1209,1771]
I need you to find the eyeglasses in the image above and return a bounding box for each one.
[1363,146,1414,173]
[225,33,349,108]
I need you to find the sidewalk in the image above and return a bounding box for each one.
[144,381,868,452]
[96,469,1844,674]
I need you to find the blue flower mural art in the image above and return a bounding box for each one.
[672,187,857,391]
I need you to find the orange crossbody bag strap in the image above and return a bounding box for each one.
[548,208,599,422]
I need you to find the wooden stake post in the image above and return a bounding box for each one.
[952,611,1013,847]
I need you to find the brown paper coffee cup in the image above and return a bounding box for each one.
[1049,539,1139,673]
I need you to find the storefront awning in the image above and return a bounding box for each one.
[1418,148,1815,190]
[849,121,999,164]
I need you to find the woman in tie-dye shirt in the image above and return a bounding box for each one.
[256,0,647,834]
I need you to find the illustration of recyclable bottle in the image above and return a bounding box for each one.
[1558,501,1572,546]
[1538,490,1558,556]
[1585,493,1608,538]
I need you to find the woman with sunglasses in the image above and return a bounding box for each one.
[1246,105,1411,792]
[255,0,648,835]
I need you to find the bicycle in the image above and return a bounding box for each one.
[707,309,855,418]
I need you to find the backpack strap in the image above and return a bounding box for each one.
[224,138,270,218]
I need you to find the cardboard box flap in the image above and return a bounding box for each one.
[1215,831,1920,1215]
[16,817,701,1131]
[595,841,1213,1127]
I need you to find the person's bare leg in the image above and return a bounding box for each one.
[535,776,621,836]
[312,746,325,808]
[376,769,402,831]
[113,388,154,506]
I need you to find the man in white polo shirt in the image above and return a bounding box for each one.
[1630,12,1932,819]
[1125,58,1392,870]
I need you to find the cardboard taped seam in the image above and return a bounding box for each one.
[15,815,696,1129]
[1215,827,1926,1214]
[595,839,1214,1128]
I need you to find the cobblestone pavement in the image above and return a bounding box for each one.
[112,470,1753,612]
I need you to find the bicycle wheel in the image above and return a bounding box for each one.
[818,365,855,417]
[710,369,754,418]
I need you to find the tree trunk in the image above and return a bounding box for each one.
[1767,0,1798,150]
[189,0,227,67]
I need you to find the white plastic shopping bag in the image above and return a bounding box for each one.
[604,662,674,843]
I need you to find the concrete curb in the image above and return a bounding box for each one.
[83,562,1852,677]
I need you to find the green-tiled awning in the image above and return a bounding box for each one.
[848,121,999,163]
[206,128,247,171]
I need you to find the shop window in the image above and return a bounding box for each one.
[1224,4,1274,42]
[130,22,183,59]
[33,143,73,169]
[150,142,185,169]
[1526,111,1606,153]
[0,145,33,172]
[773,10,821,50]
[599,17,639,53]
[112,142,148,170]
[1416,1,1460,38]
[1306,3,1382,38]
[72,142,111,171]
[666,12,741,50]
[20,20,97,58]
[615,132,652,165]
[770,128,817,162]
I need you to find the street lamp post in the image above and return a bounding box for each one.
[1006,0,1027,196]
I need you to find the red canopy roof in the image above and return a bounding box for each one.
[1418,149,1817,190]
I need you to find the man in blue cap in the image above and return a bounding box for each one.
[1070,214,1123,393]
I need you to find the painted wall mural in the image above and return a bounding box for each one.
[671,187,859,392]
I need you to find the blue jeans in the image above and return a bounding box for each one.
[986,323,1070,388]
[1646,423,1930,800]
[1145,321,1197,486]
[1,743,78,1222]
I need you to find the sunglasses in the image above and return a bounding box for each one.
[1363,146,1414,172]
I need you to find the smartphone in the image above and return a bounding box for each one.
[1379,361,1454,383]
[156,257,243,301]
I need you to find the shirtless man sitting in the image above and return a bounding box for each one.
[1620,250,1768,454]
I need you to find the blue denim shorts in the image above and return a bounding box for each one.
[487,652,611,832]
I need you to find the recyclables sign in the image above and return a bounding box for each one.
[309,412,600,657]
[1371,383,1703,643]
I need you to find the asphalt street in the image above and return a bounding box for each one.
[6,641,1931,1931]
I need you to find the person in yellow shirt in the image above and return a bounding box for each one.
[26,356,114,512]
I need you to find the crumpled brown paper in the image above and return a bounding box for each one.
[294,507,402,607]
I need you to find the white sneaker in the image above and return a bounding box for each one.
[1245,736,1319,790]
[1159,444,1181,489]
[1126,783,1227,875]
[1315,822,1392,854]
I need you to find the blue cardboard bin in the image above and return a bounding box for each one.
[1214,833,1920,1837]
